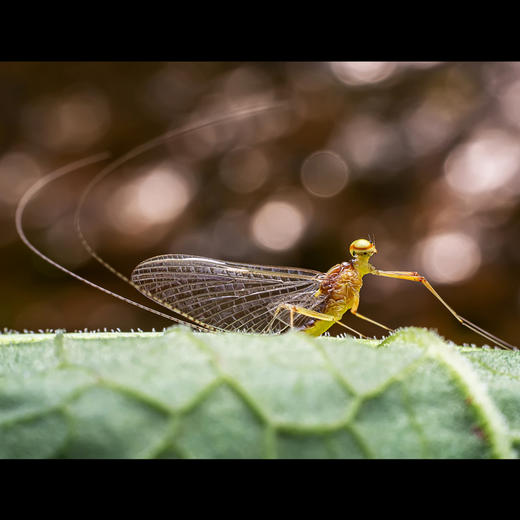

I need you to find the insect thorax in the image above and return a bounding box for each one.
[320,262,362,302]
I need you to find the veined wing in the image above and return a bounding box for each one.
[131,254,327,333]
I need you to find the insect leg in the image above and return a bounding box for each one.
[350,295,394,332]
[273,303,368,338]
[266,303,300,332]
[371,269,516,350]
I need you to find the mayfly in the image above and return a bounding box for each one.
[15,104,517,350]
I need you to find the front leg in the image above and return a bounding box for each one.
[371,269,460,321]
[370,269,516,350]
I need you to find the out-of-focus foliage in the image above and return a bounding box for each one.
[0,62,519,347]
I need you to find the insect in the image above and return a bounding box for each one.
[128,238,517,349]
[15,105,517,350]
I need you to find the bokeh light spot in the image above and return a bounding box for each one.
[330,115,403,173]
[219,147,270,193]
[300,150,349,197]
[108,165,193,236]
[329,62,397,86]
[251,200,306,251]
[444,128,520,195]
[416,232,482,284]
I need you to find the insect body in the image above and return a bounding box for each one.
[129,240,378,337]
[303,259,365,337]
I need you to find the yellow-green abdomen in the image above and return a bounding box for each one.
[303,319,335,337]
[303,299,352,336]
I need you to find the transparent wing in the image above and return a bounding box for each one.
[131,254,328,333]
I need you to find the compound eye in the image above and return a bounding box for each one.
[352,239,372,250]
[349,238,376,256]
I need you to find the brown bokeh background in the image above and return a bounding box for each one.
[1,62,519,346]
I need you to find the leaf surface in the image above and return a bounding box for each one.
[0,327,517,458]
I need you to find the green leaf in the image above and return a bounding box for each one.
[0,327,517,458]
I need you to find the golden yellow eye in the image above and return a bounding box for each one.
[349,238,376,256]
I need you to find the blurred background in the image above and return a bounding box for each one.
[1,61,519,346]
